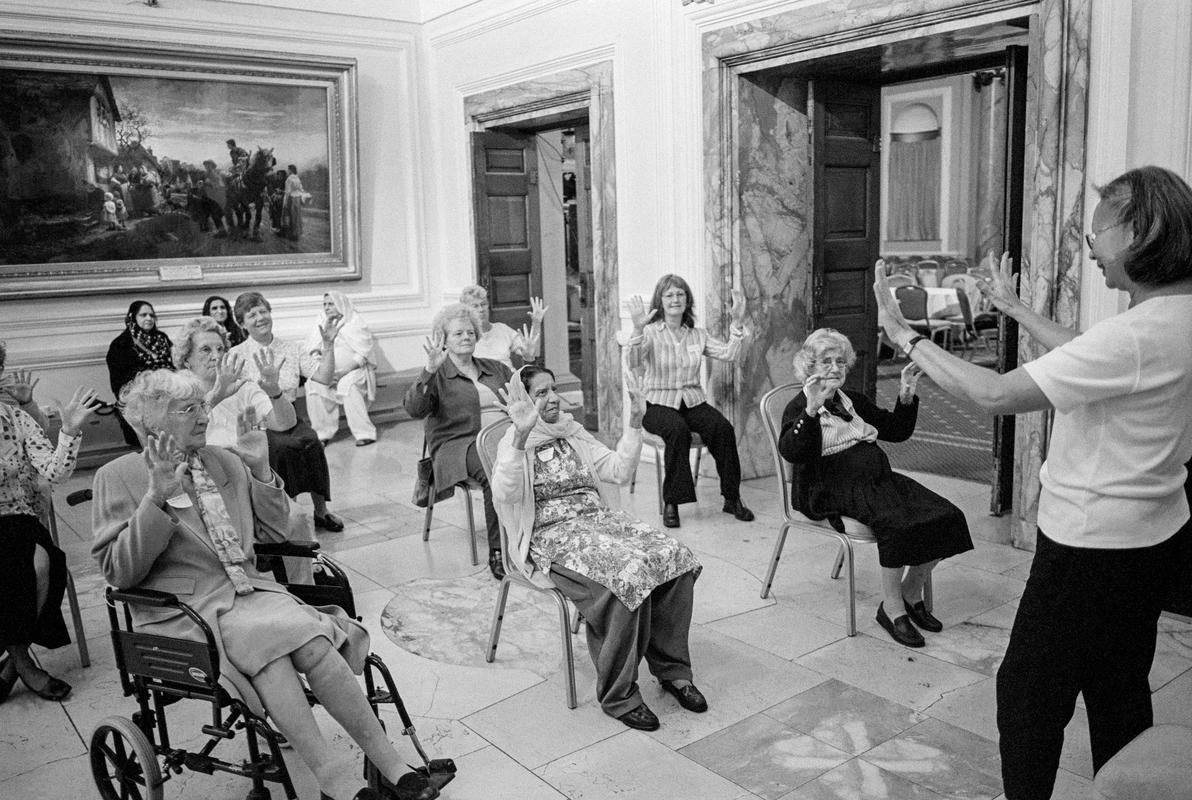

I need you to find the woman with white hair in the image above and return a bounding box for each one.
[459,284,547,369]
[404,303,512,579]
[778,328,972,649]
[304,292,378,447]
[92,370,417,800]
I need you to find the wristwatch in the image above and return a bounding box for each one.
[902,335,927,357]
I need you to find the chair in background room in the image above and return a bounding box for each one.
[475,418,579,709]
[757,383,930,635]
[915,259,941,288]
[885,273,916,289]
[943,259,970,277]
[895,285,952,348]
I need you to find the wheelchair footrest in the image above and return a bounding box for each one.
[183,752,218,774]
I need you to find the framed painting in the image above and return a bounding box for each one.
[0,34,360,299]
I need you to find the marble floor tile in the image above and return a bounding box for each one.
[1153,666,1192,726]
[861,717,1003,800]
[691,552,775,624]
[679,713,851,799]
[911,600,1017,677]
[921,676,998,742]
[447,745,567,800]
[764,678,923,756]
[0,693,85,782]
[331,532,489,588]
[1059,704,1094,779]
[537,731,755,799]
[948,538,1035,576]
[708,603,847,661]
[779,756,952,800]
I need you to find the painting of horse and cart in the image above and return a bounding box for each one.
[0,38,359,299]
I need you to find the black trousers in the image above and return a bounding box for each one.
[465,444,500,554]
[642,401,741,505]
[996,525,1184,799]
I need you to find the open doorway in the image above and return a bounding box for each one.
[736,17,1029,512]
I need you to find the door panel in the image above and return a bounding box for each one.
[811,79,881,398]
[574,125,598,429]
[472,130,541,335]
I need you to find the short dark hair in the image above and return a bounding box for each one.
[1097,166,1192,287]
[519,364,556,393]
[233,291,270,324]
[649,274,696,329]
[226,139,236,146]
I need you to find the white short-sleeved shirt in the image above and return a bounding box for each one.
[473,322,525,369]
[1022,294,1192,548]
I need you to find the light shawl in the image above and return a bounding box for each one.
[305,292,377,400]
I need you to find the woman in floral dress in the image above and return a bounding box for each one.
[490,365,707,732]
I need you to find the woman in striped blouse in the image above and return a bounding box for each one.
[777,328,972,649]
[624,274,752,529]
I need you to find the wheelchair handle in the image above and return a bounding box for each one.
[67,488,93,506]
[254,541,321,558]
[108,587,181,607]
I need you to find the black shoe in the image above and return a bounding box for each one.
[876,603,925,648]
[314,513,344,532]
[617,703,660,731]
[660,680,708,713]
[488,549,506,581]
[722,499,755,522]
[903,597,943,633]
[355,438,376,447]
[663,503,680,528]
[377,770,439,800]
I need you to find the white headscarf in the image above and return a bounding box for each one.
[306,291,375,365]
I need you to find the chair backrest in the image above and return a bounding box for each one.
[894,285,930,321]
[954,288,975,332]
[475,417,527,579]
[886,273,916,289]
[759,383,800,515]
[916,259,941,288]
[943,259,970,277]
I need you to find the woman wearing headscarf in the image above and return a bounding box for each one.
[107,300,174,448]
[202,295,247,347]
[304,292,377,447]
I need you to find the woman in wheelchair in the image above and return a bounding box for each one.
[778,328,973,649]
[490,365,707,732]
[91,369,418,800]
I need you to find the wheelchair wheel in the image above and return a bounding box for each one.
[90,715,164,800]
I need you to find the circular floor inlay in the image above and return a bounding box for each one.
[381,574,583,672]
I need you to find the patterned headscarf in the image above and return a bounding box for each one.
[125,301,174,371]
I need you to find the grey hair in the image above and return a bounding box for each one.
[119,369,206,439]
[172,316,229,369]
[431,303,481,341]
[792,328,857,383]
[459,284,487,305]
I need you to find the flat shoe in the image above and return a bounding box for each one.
[662,503,680,528]
[488,550,506,581]
[722,499,755,522]
[314,513,345,532]
[903,597,943,633]
[355,439,376,447]
[617,703,660,731]
[20,672,72,701]
[376,768,439,800]
[660,680,708,713]
[876,603,924,648]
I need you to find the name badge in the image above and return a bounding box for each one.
[536,448,555,463]
[166,494,193,509]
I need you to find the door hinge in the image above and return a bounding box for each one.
[528,168,538,186]
[871,135,882,153]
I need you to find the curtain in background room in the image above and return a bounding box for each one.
[888,138,940,241]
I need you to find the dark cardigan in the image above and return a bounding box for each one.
[777,389,919,530]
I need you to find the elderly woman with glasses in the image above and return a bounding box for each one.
[779,328,972,649]
[91,370,417,800]
[874,166,1192,800]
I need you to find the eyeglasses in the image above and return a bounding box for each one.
[169,401,211,417]
[1085,221,1128,250]
[815,357,849,370]
[661,291,687,300]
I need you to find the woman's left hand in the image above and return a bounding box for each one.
[208,352,247,407]
[872,263,915,347]
[729,288,748,326]
[230,406,271,479]
[60,386,103,436]
[527,297,549,327]
[319,317,344,349]
[496,370,544,435]
[0,369,39,406]
[624,369,647,426]
[899,362,923,402]
[253,349,286,397]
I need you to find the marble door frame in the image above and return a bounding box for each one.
[463,61,623,442]
[702,0,1090,548]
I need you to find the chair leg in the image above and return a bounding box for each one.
[923,573,933,613]
[629,465,637,494]
[550,589,578,709]
[760,522,791,599]
[461,485,478,566]
[830,541,846,579]
[423,485,435,541]
[653,444,665,516]
[692,447,703,489]
[841,540,858,636]
[485,578,512,663]
[570,605,582,635]
[64,570,90,668]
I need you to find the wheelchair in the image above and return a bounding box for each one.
[70,489,457,800]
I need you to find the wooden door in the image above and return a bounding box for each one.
[472,131,542,343]
[573,125,598,429]
[811,79,882,398]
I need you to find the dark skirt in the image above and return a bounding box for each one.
[0,514,70,648]
[815,442,972,568]
[267,419,331,500]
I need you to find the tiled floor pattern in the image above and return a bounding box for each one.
[5,417,1192,800]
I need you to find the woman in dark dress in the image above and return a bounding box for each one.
[778,327,972,648]
[202,295,246,347]
[106,300,174,448]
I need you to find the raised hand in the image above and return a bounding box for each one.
[899,362,923,401]
[230,406,270,479]
[976,251,1024,316]
[802,375,836,414]
[527,297,549,326]
[625,295,656,333]
[60,385,103,436]
[253,348,286,396]
[729,288,748,326]
[624,369,647,424]
[495,370,543,435]
[319,317,344,349]
[424,329,448,373]
[873,262,913,343]
[0,369,39,406]
[144,432,189,504]
[208,351,247,406]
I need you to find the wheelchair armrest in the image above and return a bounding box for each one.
[108,587,181,607]
[67,488,93,506]
[255,540,321,558]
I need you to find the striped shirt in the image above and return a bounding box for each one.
[626,321,747,408]
[815,392,879,456]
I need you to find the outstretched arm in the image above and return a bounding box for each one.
[977,251,1077,353]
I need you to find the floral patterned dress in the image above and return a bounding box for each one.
[529,438,700,611]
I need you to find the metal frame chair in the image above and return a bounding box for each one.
[629,432,705,515]
[41,485,90,668]
[757,383,930,635]
[894,285,952,349]
[475,418,579,709]
[420,437,480,565]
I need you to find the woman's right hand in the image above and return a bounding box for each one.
[625,295,656,334]
[424,329,448,373]
[144,432,189,505]
[208,351,247,407]
[496,370,544,435]
[977,251,1026,316]
[802,375,836,414]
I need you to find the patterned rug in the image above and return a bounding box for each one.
[381,573,581,673]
